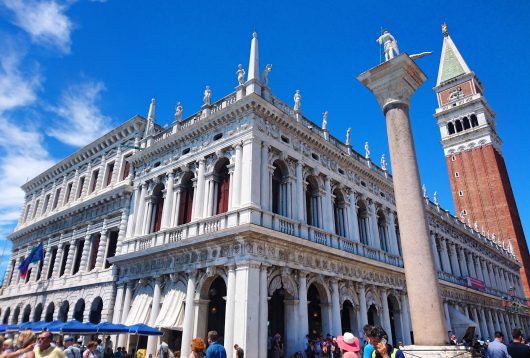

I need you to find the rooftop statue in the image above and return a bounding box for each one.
[376,29,399,61]
[380,154,387,171]
[237,64,245,85]
[261,64,272,87]
[293,90,301,112]
[345,128,351,145]
[174,102,183,122]
[322,111,328,130]
[203,86,211,106]
[364,141,370,159]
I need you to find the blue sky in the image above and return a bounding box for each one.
[0,0,529,277]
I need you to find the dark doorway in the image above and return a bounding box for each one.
[341,301,354,333]
[207,277,227,337]
[307,284,322,337]
[268,289,285,341]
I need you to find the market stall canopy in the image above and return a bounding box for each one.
[96,322,130,334]
[128,323,163,336]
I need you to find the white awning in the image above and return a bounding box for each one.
[154,286,186,330]
[449,305,476,340]
[125,293,153,326]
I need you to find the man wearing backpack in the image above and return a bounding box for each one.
[63,337,81,358]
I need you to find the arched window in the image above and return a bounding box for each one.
[12,306,20,324]
[73,299,85,322]
[447,122,455,135]
[2,308,10,324]
[463,117,471,130]
[271,160,290,217]
[214,159,230,215]
[377,210,389,252]
[87,234,100,271]
[89,297,103,324]
[33,303,43,322]
[333,189,347,237]
[178,172,194,225]
[45,303,55,322]
[455,120,463,133]
[470,114,479,127]
[150,183,165,233]
[305,176,321,228]
[58,300,69,322]
[357,200,370,245]
[22,305,31,323]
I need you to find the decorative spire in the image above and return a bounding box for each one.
[436,27,472,86]
[247,32,260,83]
[144,97,155,138]
[441,23,448,36]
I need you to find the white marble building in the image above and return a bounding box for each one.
[1,33,529,358]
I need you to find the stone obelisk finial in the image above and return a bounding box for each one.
[144,97,156,138]
[357,53,447,346]
[246,32,261,95]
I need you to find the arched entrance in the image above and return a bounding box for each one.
[206,277,226,337]
[388,295,403,345]
[12,306,20,324]
[2,307,10,324]
[89,297,103,323]
[269,289,285,341]
[341,300,355,333]
[368,304,380,326]
[73,299,85,321]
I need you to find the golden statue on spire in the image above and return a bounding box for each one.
[442,23,448,35]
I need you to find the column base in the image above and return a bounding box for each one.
[401,345,470,357]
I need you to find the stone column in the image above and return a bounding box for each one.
[430,234,441,272]
[471,307,482,339]
[298,272,309,352]
[180,272,197,358]
[240,139,261,207]
[322,177,335,233]
[258,143,268,211]
[147,277,163,356]
[449,243,461,277]
[347,191,360,242]
[223,265,236,354]
[485,310,495,340]
[193,159,206,220]
[95,228,108,270]
[498,311,508,339]
[161,172,174,229]
[440,239,453,275]
[492,310,501,333]
[387,210,399,255]
[368,200,380,249]
[467,253,477,278]
[358,54,447,345]
[258,266,269,358]
[443,302,452,334]
[478,308,489,340]
[380,288,392,344]
[232,262,261,357]
[459,247,469,277]
[115,207,129,257]
[126,185,140,238]
[295,161,305,222]
[51,244,64,278]
[134,183,147,236]
[118,282,134,347]
[79,233,91,272]
[112,283,126,323]
[475,256,485,282]
[284,299,299,357]
[400,293,412,345]
[330,279,342,336]
[3,254,15,286]
[64,239,76,275]
[481,261,491,288]
[358,284,368,328]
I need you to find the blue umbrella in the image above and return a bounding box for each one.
[128,323,163,336]
[18,322,33,330]
[46,320,67,333]
[28,321,52,332]
[0,324,7,333]
[60,320,97,334]
[6,324,20,332]
[96,322,130,334]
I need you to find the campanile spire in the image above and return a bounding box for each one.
[246,32,261,95]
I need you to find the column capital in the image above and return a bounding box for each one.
[357,54,427,114]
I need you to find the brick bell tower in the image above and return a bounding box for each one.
[433,25,530,299]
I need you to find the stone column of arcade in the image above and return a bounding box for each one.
[357,51,449,351]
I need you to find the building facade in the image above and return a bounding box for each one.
[1,31,529,357]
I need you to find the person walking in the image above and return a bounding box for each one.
[189,338,205,358]
[205,332,225,358]
[361,325,373,358]
[337,332,361,358]
[486,332,509,358]
[63,337,81,358]
[367,327,404,358]
[82,342,98,358]
[507,328,530,358]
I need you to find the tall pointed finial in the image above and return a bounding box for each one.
[144,97,156,138]
[441,23,448,36]
[247,32,260,82]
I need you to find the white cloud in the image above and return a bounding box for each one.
[0,51,41,112]
[48,81,112,147]
[2,0,73,53]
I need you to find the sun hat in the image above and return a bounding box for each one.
[337,332,360,352]
[64,336,74,343]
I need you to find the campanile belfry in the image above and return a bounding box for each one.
[434,25,530,298]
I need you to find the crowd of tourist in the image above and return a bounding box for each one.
[0,325,529,358]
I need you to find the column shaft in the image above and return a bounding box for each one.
[180,273,196,357]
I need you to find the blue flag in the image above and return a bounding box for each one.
[18,242,44,279]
